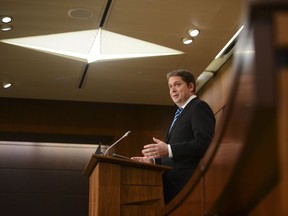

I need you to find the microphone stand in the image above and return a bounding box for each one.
[104,131,131,156]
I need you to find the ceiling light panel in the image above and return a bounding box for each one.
[1,29,184,63]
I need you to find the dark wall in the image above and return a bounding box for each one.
[0,142,93,216]
[0,98,175,216]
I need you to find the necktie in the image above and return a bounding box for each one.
[169,107,183,132]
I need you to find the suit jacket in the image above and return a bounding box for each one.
[157,97,215,203]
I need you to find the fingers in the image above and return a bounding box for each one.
[131,157,153,164]
[152,137,161,143]
[141,138,165,158]
[142,147,154,155]
[143,144,157,157]
[131,157,141,161]
[142,148,158,158]
[144,138,162,149]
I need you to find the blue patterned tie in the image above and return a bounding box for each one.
[169,107,183,132]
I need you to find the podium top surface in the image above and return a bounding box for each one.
[82,154,171,177]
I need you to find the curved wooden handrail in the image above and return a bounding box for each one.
[162,2,284,215]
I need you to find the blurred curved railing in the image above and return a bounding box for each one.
[162,2,287,215]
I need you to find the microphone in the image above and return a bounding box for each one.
[104,131,131,156]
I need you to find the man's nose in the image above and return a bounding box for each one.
[171,87,176,92]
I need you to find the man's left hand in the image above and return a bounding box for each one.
[142,137,169,158]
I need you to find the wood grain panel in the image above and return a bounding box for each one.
[85,155,168,216]
[275,13,288,46]
[167,179,203,216]
[248,185,281,216]
[121,203,162,216]
[89,163,121,216]
[121,167,162,185]
[204,142,242,210]
[275,11,288,210]
[121,185,162,204]
[250,12,288,216]
[199,58,233,114]
[0,98,174,157]
[277,70,288,216]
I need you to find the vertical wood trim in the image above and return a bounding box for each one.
[278,70,288,216]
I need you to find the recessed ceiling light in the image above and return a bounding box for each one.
[188,29,200,37]
[1,24,13,31]
[1,16,12,23]
[2,82,12,89]
[182,37,193,45]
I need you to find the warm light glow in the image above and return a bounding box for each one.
[0,140,98,148]
[196,71,213,92]
[0,29,184,63]
[215,25,245,59]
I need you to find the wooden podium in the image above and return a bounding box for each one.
[83,154,171,216]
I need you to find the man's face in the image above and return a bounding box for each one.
[168,76,194,106]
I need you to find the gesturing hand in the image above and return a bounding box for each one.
[142,137,169,159]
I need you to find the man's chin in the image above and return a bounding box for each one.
[173,100,180,106]
[171,96,178,101]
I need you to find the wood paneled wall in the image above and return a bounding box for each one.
[0,98,175,216]
[0,98,175,156]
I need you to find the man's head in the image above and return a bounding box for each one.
[167,69,196,107]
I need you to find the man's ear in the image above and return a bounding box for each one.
[189,82,195,93]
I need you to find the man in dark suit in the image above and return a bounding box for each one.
[132,69,215,204]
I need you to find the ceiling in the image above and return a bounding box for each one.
[0,0,245,106]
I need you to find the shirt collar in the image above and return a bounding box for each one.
[180,95,197,109]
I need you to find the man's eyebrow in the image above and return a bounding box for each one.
[169,80,180,84]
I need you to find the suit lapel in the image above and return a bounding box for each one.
[165,98,197,142]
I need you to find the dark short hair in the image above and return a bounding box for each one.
[167,69,196,92]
